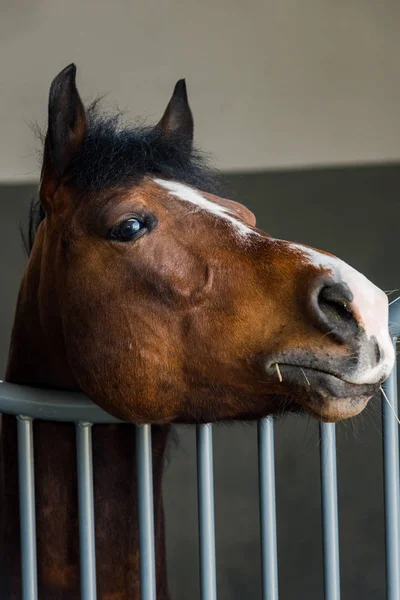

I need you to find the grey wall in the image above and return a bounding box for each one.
[2,0,400,180]
[1,165,400,599]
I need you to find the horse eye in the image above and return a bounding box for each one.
[109,218,145,241]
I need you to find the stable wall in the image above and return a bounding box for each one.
[1,0,400,180]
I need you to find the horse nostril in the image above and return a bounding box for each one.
[318,284,354,323]
[374,340,382,364]
[310,280,359,342]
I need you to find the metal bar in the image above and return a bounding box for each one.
[0,380,121,424]
[197,424,217,600]
[17,416,38,600]
[258,417,279,600]
[382,335,400,600]
[76,422,97,600]
[320,422,341,600]
[136,424,157,600]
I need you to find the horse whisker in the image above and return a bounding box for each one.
[381,386,400,426]
[320,330,335,340]
[299,367,311,386]
[275,363,283,383]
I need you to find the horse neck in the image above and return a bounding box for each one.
[5,255,172,598]
[6,245,76,388]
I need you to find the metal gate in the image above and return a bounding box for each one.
[0,295,399,600]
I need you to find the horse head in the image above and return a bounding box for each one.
[7,64,394,425]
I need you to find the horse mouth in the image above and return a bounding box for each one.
[267,363,377,422]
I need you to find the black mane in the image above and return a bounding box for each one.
[25,101,222,254]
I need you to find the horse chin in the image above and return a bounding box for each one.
[299,395,370,422]
[275,364,376,422]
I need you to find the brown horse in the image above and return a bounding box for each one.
[2,64,394,599]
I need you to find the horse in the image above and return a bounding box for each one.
[1,63,394,599]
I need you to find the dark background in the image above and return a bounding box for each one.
[1,165,399,599]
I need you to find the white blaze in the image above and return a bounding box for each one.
[154,178,256,239]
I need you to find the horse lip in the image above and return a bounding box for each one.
[266,361,342,382]
[266,362,376,421]
[266,362,378,391]
[280,364,347,385]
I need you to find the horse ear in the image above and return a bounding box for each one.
[42,64,86,187]
[157,79,194,148]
